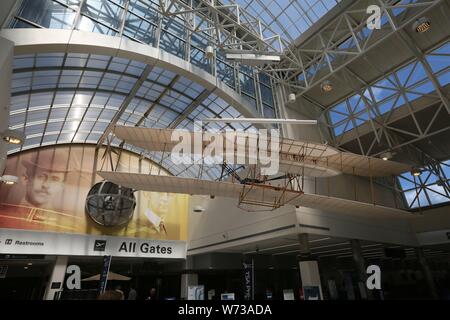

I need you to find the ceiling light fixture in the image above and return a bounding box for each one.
[0,175,19,185]
[205,45,214,59]
[413,17,431,33]
[411,168,421,177]
[223,50,281,66]
[380,151,393,161]
[193,205,205,213]
[321,80,333,92]
[288,93,296,103]
[1,129,25,145]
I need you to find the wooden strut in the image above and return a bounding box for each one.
[237,174,304,211]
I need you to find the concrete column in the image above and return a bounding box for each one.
[416,247,438,299]
[180,256,198,300]
[350,239,372,300]
[297,233,323,300]
[298,233,311,259]
[44,256,68,300]
[299,261,323,300]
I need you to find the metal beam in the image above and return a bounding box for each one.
[274,0,444,96]
[169,89,211,129]
[97,64,155,147]
[396,29,450,114]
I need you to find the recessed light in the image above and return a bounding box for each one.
[288,93,296,103]
[321,80,333,92]
[205,45,214,59]
[413,17,431,33]
[193,206,204,213]
[0,175,19,185]
[1,129,25,145]
[380,151,393,161]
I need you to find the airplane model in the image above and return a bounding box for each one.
[98,124,413,215]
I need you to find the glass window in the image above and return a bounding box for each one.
[15,0,76,29]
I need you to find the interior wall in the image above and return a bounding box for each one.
[0,0,17,28]
[411,206,450,233]
[412,206,450,246]
[187,196,298,253]
[296,207,417,246]
[274,84,325,143]
[0,36,14,175]
[187,193,418,254]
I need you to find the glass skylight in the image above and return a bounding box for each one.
[398,160,450,209]
[328,41,449,137]
[227,0,340,43]
[9,52,255,180]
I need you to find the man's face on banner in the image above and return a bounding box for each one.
[24,168,65,208]
[149,192,169,214]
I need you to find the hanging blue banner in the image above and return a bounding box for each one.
[243,259,254,300]
[98,255,112,294]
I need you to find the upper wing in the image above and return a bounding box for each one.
[275,153,411,177]
[113,125,339,158]
[325,153,412,177]
[114,125,410,177]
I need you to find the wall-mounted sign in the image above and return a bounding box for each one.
[50,282,61,289]
[283,289,294,300]
[0,229,187,259]
[303,286,321,300]
[221,293,235,300]
[188,285,204,300]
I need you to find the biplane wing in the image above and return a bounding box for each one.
[112,125,411,177]
[293,193,412,218]
[324,153,412,177]
[98,171,243,198]
[97,171,411,217]
[97,171,304,206]
[276,153,412,177]
[113,125,339,158]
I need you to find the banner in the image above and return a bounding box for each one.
[0,145,189,242]
[243,259,254,300]
[99,256,112,294]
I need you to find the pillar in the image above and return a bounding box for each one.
[416,247,438,299]
[350,239,373,300]
[180,256,199,300]
[298,233,323,300]
[44,256,68,300]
